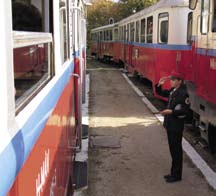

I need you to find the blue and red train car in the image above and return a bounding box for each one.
[90,0,216,153]
[187,0,216,153]
[90,0,193,99]
[0,0,87,195]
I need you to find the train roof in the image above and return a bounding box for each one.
[91,0,188,32]
[119,0,188,25]
[91,23,119,32]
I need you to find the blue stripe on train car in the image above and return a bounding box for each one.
[74,51,80,57]
[197,48,216,57]
[96,40,192,51]
[0,60,75,196]
[120,41,192,51]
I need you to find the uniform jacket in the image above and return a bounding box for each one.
[155,84,190,132]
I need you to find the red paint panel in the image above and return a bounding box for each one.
[8,76,76,196]
[90,41,192,101]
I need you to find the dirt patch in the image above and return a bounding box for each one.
[90,136,121,149]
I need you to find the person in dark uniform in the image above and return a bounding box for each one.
[155,71,190,183]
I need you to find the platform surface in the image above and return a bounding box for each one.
[83,61,216,196]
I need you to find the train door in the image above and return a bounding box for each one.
[96,32,100,57]
[98,31,103,59]
[123,25,127,64]
[134,20,140,72]
[206,0,216,102]
[196,0,210,98]
[96,31,100,59]
[187,12,194,81]
[140,18,146,76]
[128,22,135,67]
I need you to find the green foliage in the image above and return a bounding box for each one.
[118,0,158,18]
[87,0,159,47]
[87,0,159,29]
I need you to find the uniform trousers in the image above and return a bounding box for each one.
[167,128,183,179]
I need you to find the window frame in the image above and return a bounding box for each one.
[201,0,210,34]
[147,16,153,43]
[59,0,71,63]
[140,18,146,43]
[135,20,140,42]
[114,28,118,41]
[12,0,55,114]
[158,12,169,44]
[13,31,54,114]
[127,23,130,41]
[211,0,216,32]
[129,22,135,42]
[123,25,126,41]
[187,12,193,43]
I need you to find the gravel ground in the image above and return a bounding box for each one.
[83,58,216,196]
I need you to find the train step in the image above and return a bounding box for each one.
[73,161,88,191]
[82,124,88,139]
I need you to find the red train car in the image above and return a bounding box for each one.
[91,0,192,100]
[0,0,88,196]
[90,23,119,62]
[187,0,216,153]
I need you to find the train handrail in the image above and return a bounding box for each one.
[13,31,53,49]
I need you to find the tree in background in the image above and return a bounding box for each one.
[118,0,158,18]
[87,0,117,30]
[87,0,159,29]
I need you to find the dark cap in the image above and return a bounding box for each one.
[170,70,184,80]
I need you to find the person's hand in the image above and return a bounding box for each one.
[160,109,172,116]
[158,76,169,86]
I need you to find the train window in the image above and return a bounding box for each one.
[114,28,118,41]
[13,33,53,112]
[105,30,112,41]
[100,31,103,41]
[12,0,53,33]
[119,27,121,40]
[201,0,210,34]
[158,13,168,44]
[121,26,125,40]
[187,12,193,43]
[97,32,100,41]
[212,0,216,32]
[123,25,126,41]
[104,30,107,41]
[92,33,97,41]
[141,18,146,43]
[12,0,54,113]
[130,22,135,42]
[127,24,130,41]
[107,30,109,41]
[60,1,69,63]
[110,30,113,41]
[135,21,140,42]
[147,16,153,43]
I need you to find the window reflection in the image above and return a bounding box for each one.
[14,43,50,104]
[147,16,153,43]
